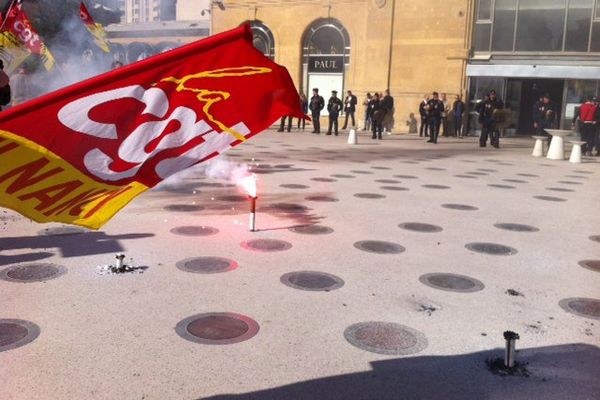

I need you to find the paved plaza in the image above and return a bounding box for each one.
[1,130,599,400]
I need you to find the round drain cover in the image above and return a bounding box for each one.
[331,174,355,178]
[559,298,600,320]
[399,222,443,233]
[267,203,308,213]
[289,225,334,235]
[419,273,484,293]
[0,319,40,352]
[442,203,478,211]
[305,195,339,202]
[350,170,373,175]
[354,240,405,254]
[533,195,567,202]
[394,175,418,179]
[280,271,344,291]
[164,204,204,212]
[170,226,219,236]
[465,242,517,256]
[311,177,337,182]
[454,174,478,179]
[176,257,238,274]
[216,195,247,202]
[590,235,600,244]
[545,187,574,192]
[175,313,259,344]
[488,184,515,189]
[344,322,427,355]
[578,260,600,273]
[241,239,292,252]
[380,186,409,191]
[421,184,450,189]
[354,193,386,199]
[494,223,539,233]
[280,184,309,189]
[375,179,401,184]
[0,263,66,283]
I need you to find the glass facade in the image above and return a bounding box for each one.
[474,0,600,52]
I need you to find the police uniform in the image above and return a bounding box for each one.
[327,91,343,135]
[309,89,325,133]
[370,97,383,139]
[419,99,429,137]
[480,92,504,148]
[426,97,444,143]
[533,97,557,146]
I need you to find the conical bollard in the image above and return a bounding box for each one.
[347,128,357,145]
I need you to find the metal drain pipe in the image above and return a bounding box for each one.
[503,331,520,368]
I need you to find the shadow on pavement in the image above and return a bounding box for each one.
[200,343,600,400]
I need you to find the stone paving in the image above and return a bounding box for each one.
[1,129,599,399]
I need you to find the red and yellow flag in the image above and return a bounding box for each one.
[0,25,303,229]
[0,1,55,71]
[79,2,110,53]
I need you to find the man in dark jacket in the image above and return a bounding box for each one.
[381,89,394,134]
[419,94,430,137]
[327,90,343,135]
[309,88,325,133]
[370,92,383,139]
[480,90,504,148]
[533,93,557,147]
[342,90,357,130]
[426,92,444,144]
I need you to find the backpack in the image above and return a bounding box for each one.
[0,84,11,106]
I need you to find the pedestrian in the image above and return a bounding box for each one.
[309,88,324,134]
[370,92,384,140]
[363,92,372,131]
[0,60,11,111]
[381,89,394,134]
[111,60,124,69]
[578,95,597,156]
[298,92,308,130]
[426,91,444,144]
[419,94,430,137]
[452,94,465,138]
[441,92,450,136]
[277,115,292,132]
[480,89,504,148]
[10,66,34,107]
[533,93,557,149]
[326,90,343,135]
[342,90,357,130]
[595,97,600,156]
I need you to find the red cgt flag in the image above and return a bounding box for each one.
[0,25,304,229]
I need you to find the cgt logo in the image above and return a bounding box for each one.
[57,84,249,183]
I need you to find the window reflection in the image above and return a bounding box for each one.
[516,0,565,52]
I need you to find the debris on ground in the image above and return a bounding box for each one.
[506,289,525,297]
[486,357,531,377]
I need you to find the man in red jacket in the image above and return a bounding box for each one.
[579,96,598,156]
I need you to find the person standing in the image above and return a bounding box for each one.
[370,92,383,140]
[326,90,343,135]
[426,92,444,144]
[533,93,557,149]
[298,92,308,130]
[309,88,324,134]
[0,61,11,111]
[277,115,292,132]
[342,90,357,130]
[419,94,430,137]
[440,93,450,136]
[362,92,372,131]
[452,95,465,138]
[10,66,34,107]
[381,89,394,134]
[480,89,504,148]
[578,96,597,156]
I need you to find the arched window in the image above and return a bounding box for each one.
[242,20,275,60]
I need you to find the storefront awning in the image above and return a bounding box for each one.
[466,64,600,80]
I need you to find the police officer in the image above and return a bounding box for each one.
[342,90,357,130]
[480,89,504,148]
[426,91,444,144]
[533,93,557,147]
[327,90,343,135]
[419,94,430,137]
[370,92,383,139]
[309,88,324,134]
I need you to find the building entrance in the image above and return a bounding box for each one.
[510,79,564,135]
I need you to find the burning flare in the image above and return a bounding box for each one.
[239,174,257,198]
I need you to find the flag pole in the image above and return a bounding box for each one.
[0,0,18,32]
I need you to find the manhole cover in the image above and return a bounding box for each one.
[354,241,405,255]
[559,298,600,320]
[421,184,450,189]
[565,175,587,179]
[466,172,488,176]
[488,184,516,189]
[419,273,484,293]
[280,271,344,291]
[164,204,204,212]
[533,195,567,202]
[494,223,539,233]
[350,170,374,174]
[380,186,409,191]
[394,175,418,179]
[546,187,574,192]
[517,173,538,177]
[38,226,86,236]
[371,166,391,170]
[175,313,259,344]
[557,181,582,185]
[0,319,40,352]
[0,263,67,283]
[477,168,497,172]
[426,167,446,171]
[170,226,219,236]
[305,195,339,202]
[590,235,600,243]
[176,257,238,274]
[579,260,600,273]
[375,179,401,184]
[280,184,309,189]
[331,174,355,178]
[354,193,386,199]
[241,239,292,252]
[344,322,428,355]
[398,222,443,233]
[503,179,527,183]
[465,242,517,256]
[401,161,419,164]
[442,203,478,211]
[311,177,337,182]
[267,203,308,213]
[454,174,478,179]
[216,195,247,202]
[289,225,334,235]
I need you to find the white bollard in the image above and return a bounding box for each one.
[531,136,546,157]
[569,141,585,163]
[347,128,357,145]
